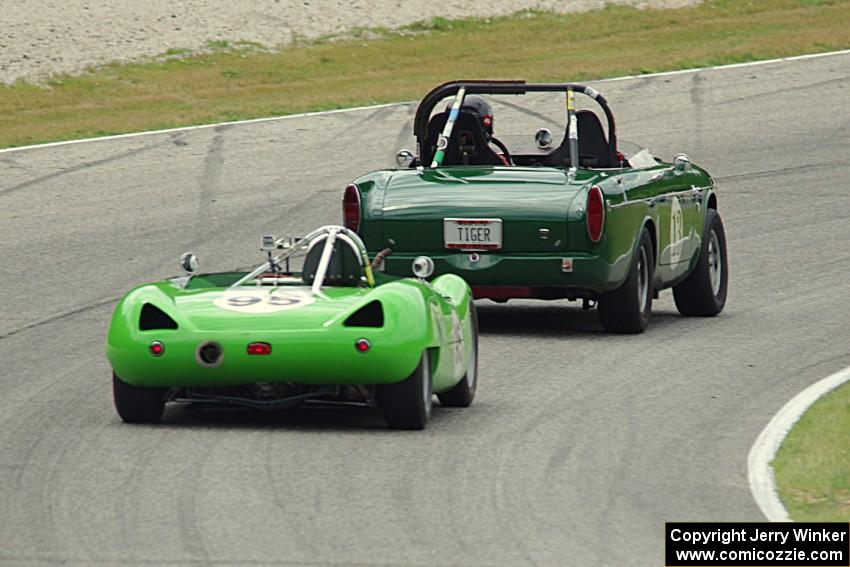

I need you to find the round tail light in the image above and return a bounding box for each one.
[586,185,605,243]
[343,184,361,232]
[149,341,164,357]
[355,338,370,353]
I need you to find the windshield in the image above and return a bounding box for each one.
[228,226,373,292]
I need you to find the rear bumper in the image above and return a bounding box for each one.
[382,252,627,293]
[107,327,423,388]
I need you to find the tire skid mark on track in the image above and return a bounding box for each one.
[716,159,850,183]
[0,295,121,341]
[490,438,541,567]
[392,103,417,151]
[262,434,320,557]
[119,429,170,563]
[176,445,213,562]
[716,73,850,107]
[0,143,159,197]
[492,97,563,130]
[689,72,708,156]
[0,176,339,342]
[6,387,88,558]
[187,126,228,249]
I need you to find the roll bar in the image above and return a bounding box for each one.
[229,225,375,292]
[413,80,617,168]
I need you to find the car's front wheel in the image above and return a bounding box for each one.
[673,208,728,316]
[377,352,432,430]
[113,373,167,423]
[598,229,654,334]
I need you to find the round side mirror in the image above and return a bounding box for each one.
[412,256,435,279]
[180,252,199,274]
[535,128,553,150]
[396,149,415,168]
[673,153,692,173]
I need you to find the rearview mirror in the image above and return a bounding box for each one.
[396,149,415,168]
[673,153,692,173]
[179,252,199,274]
[535,128,553,150]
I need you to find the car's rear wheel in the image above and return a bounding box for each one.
[113,373,166,423]
[438,302,478,408]
[673,208,728,316]
[598,229,654,334]
[377,352,432,430]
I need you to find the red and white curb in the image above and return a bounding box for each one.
[748,366,850,521]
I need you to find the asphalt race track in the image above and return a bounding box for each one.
[1,53,849,567]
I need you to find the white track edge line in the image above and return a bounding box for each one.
[747,365,850,522]
[2,48,849,156]
[0,101,405,155]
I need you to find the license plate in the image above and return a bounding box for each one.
[443,218,502,250]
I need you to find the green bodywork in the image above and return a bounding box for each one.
[106,271,475,394]
[352,163,716,296]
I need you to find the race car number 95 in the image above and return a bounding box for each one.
[213,289,316,314]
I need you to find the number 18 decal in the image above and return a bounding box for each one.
[670,195,684,264]
[213,289,315,314]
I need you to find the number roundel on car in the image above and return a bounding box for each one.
[670,196,684,263]
[213,289,316,314]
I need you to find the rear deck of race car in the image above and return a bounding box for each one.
[108,320,424,389]
[354,166,632,292]
[372,167,590,254]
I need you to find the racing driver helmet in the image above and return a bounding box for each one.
[449,95,495,141]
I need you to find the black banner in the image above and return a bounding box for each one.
[666,523,850,566]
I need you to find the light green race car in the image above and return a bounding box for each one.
[106,225,478,430]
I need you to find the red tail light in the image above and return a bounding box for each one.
[343,184,361,232]
[586,185,605,243]
[247,342,272,355]
[355,338,370,353]
[149,341,164,356]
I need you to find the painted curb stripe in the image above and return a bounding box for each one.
[747,365,850,522]
[1,49,849,155]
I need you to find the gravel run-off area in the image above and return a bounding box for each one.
[1,0,701,85]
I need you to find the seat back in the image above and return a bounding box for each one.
[426,111,504,166]
[301,236,363,286]
[544,110,616,168]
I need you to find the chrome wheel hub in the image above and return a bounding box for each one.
[637,245,649,310]
[708,229,722,296]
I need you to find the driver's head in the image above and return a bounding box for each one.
[448,95,494,140]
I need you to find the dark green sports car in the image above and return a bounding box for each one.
[342,80,728,333]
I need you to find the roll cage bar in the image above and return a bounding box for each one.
[413,80,617,169]
[230,225,375,293]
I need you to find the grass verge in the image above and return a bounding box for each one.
[774,380,850,521]
[2,0,850,149]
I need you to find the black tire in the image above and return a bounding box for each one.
[673,208,728,316]
[437,302,478,408]
[377,352,432,430]
[113,373,166,423]
[598,229,655,334]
